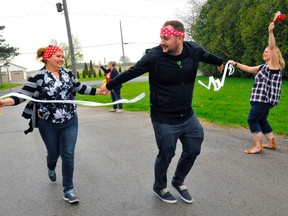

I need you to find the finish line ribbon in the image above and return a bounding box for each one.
[198,62,235,91]
[0,92,145,107]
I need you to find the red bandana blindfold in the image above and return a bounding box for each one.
[160,27,185,37]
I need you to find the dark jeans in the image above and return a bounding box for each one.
[151,114,204,190]
[248,102,273,134]
[111,88,123,109]
[37,114,78,193]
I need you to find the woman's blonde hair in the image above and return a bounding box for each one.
[108,61,116,67]
[276,47,285,69]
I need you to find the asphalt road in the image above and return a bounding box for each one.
[0,99,288,216]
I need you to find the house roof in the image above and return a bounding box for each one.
[8,62,27,71]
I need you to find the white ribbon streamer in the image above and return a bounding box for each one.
[198,62,235,91]
[0,92,145,107]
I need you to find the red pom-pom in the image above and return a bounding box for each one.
[274,12,286,22]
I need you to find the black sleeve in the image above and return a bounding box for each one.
[187,41,223,66]
[100,66,110,74]
[201,50,223,66]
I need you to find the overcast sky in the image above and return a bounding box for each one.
[1,0,188,71]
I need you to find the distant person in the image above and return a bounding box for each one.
[99,61,123,113]
[229,21,285,154]
[0,45,100,204]
[100,20,224,204]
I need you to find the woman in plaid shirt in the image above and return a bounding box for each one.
[229,21,285,154]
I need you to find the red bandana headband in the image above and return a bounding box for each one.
[160,27,185,37]
[43,46,63,61]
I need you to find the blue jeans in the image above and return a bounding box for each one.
[151,114,204,190]
[248,102,273,134]
[37,114,78,193]
[111,89,123,109]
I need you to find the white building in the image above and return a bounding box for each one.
[0,63,27,82]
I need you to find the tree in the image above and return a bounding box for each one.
[187,0,288,79]
[0,26,19,86]
[191,0,245,77]
[82,63,88,78]
[88,60,94,78]
[119,56,130,66]
[177,0,206,39]
[49,35,83,69]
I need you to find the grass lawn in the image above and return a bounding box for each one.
[1,76,286,136]
[0,82,21,90]
[76,76,288,136]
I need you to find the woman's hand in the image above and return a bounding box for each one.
[0,98,15,107]
[217,64,224,73]
[268,22,275,33]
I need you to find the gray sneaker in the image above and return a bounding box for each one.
[153,187,177,203]
[48,169,56,182]
[63,190,79,204]
[172,183,193,203]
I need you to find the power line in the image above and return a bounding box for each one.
[6,17,63,42]
[0,12,169,20]
[18,42,159,55]
[45,0,57,7]
[69,12,169,19]
[0,13,59,19]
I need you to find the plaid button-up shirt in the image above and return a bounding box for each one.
[250,63,282,106]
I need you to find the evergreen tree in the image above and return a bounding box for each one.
[88,60,94,78]
[98,68,102,77]
[0,26,19,86]
[0,26,19,65]
[83,63,88,78]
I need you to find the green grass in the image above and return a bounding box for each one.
[194,77,288,135]
[1,76,286,135]
[76,77,288,136]
[79,76,105,82]
[0,83,21,90]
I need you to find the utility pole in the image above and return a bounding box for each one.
[119,21,126,71]
[56,0,77,76]
[0,66,3,86]
[3,64,11,92]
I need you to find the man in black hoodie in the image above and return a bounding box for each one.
[100,20,224,204]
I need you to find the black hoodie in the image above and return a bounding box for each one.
[106,41,223,124]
